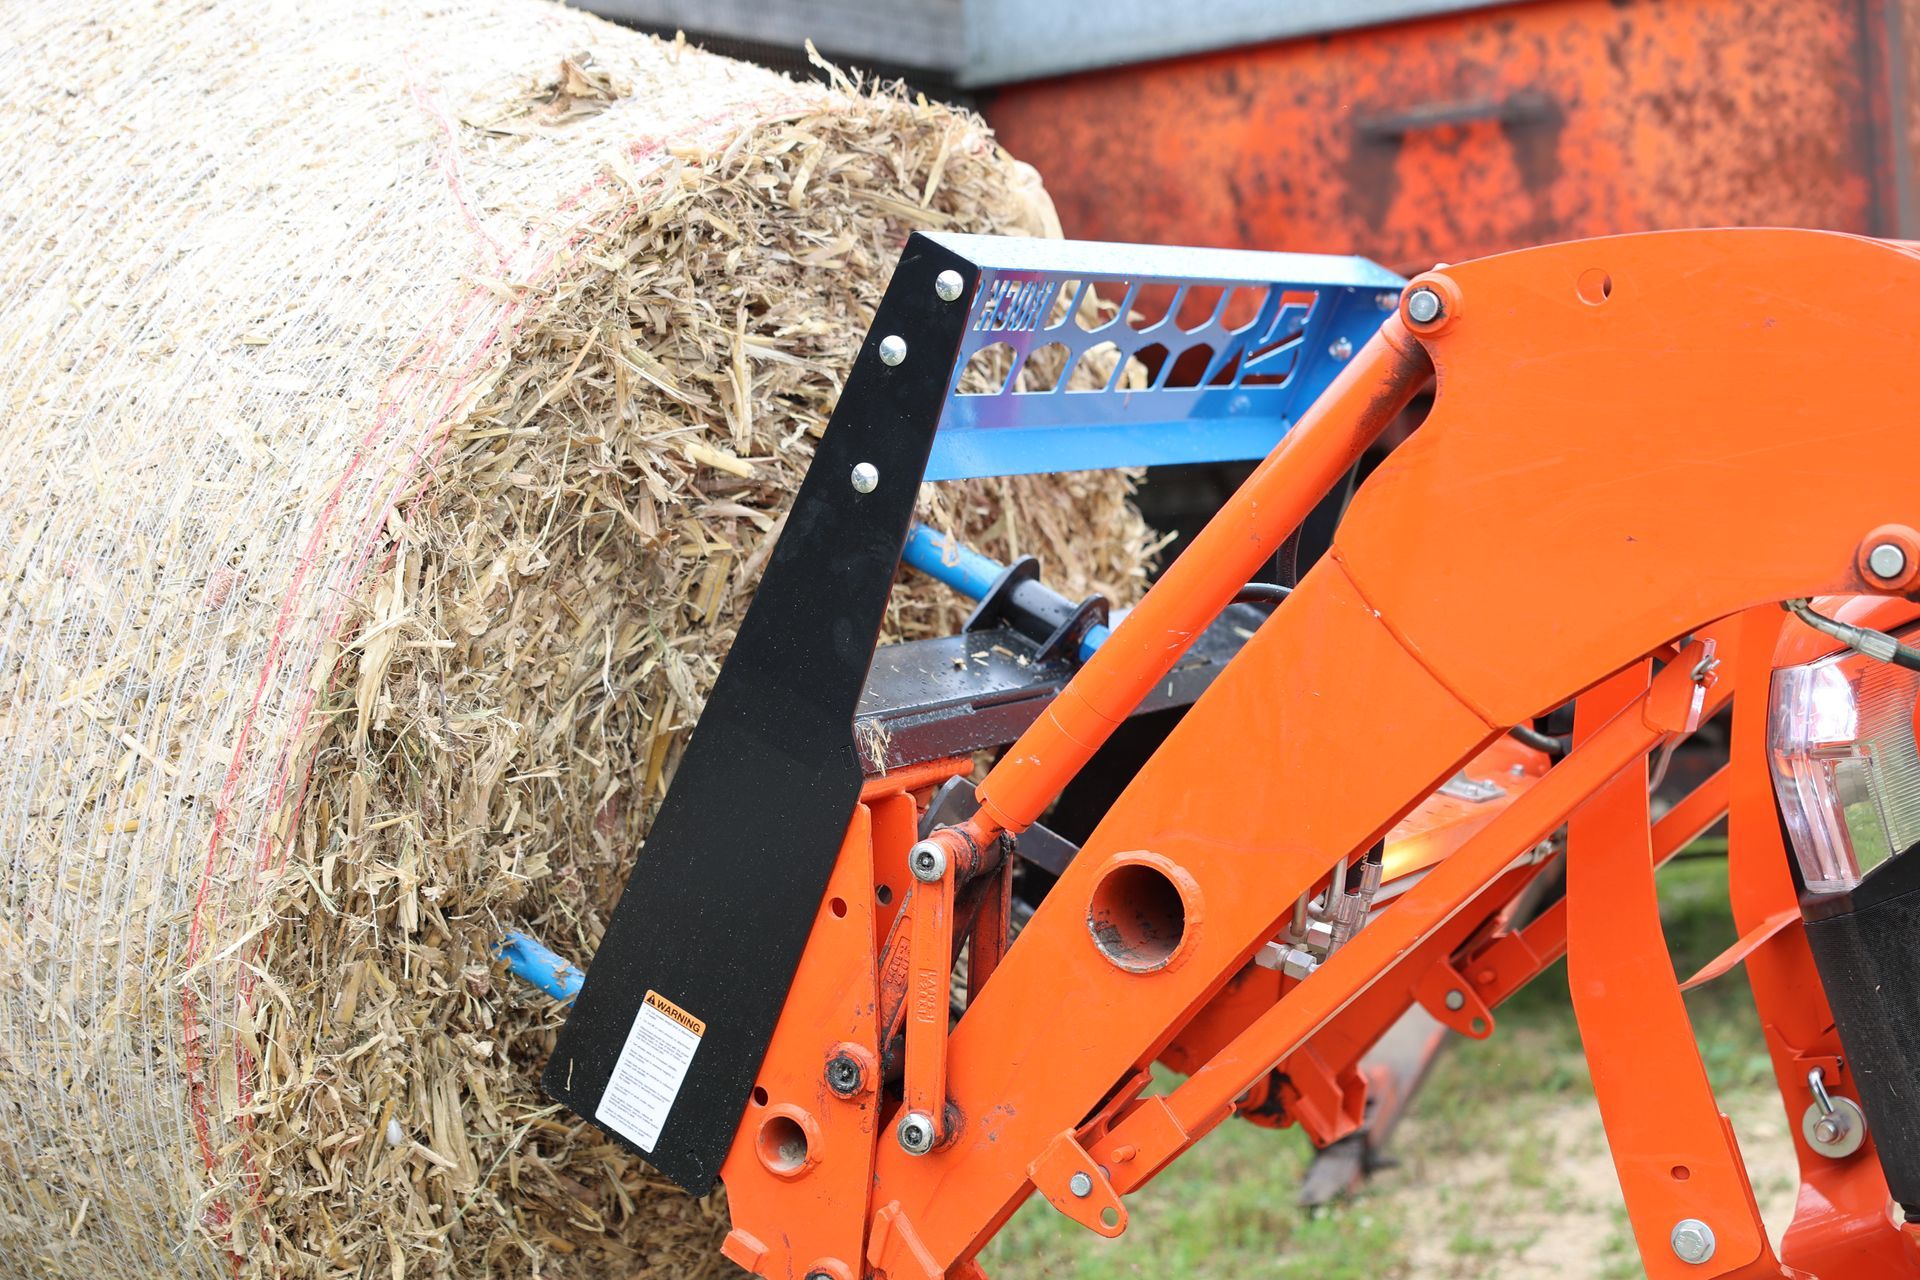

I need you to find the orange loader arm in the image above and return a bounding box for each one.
[707,229,1920,1280]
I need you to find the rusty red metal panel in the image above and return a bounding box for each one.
[984,0,1880,273]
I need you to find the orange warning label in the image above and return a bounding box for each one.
[644,989,707,1038]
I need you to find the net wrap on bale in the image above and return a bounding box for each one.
[0,3,1153,1276]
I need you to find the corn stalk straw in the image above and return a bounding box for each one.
[0,3,1153,1275]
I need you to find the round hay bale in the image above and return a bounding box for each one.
[0,3,1152,1276]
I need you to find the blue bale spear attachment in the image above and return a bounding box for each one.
[495,236,1403,1004]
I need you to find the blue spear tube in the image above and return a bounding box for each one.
[495,930,585,1002]
[900,523,1112,662]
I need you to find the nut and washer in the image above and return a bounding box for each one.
[1406,288,1444,326]
[897,1111,936,1155]
[935,270,965,302]
[1868,541,1909,580]
[908,839,948,883]
[878,334,908,366]
[1801,1096,1867,1158]
[1068,1171,1093,1198]
[825,1054,865,1098]
[1670,1218,1716,1265]
[850,462,879,493]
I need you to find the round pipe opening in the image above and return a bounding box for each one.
[755,1111,812,1176]
[1087,857,1191,973]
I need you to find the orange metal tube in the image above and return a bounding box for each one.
[970,316,1431,835]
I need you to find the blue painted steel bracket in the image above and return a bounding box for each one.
[922,233,1405,481]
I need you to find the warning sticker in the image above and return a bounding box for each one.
[597,989,707,1153]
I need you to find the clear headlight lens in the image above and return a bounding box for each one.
[1769,627,1920,894]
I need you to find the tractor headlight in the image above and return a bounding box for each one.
[1768,627,1920,894]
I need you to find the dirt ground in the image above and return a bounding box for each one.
[1384,1087,1801,1279]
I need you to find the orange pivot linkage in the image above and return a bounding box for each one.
[586,229,1920,1279]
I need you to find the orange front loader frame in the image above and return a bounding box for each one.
[719,228,1920,1279]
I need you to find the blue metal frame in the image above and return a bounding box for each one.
[922,233,1404,481]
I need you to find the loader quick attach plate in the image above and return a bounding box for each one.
[544,232,1403,1194]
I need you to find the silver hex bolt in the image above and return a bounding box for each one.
[1068,1171,1093,1198]
[1406,288,1444,326]
[908,839,947,883]
[935,270,965,302]
[850,462,879,493]
[1670,1218,1716,1265]
[1328,336,1353,360]
[897,1111,936,1155]
[878,334,908,366]
[1375,290,1401,311]
[1869,541,1908,580]
[1444,989,1466,1012]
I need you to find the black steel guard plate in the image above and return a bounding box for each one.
[543,235,978,1193]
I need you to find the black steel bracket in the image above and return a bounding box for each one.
[542,234,978,1194]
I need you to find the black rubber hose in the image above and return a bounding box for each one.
[1234,582,1292,605]
[1508,723,1571,757]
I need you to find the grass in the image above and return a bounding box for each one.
[978,852,1779,1279]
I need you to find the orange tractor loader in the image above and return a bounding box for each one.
[504,226,1920,1277]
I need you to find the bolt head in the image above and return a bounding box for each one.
[897,1111,936,1155]
[1328,336,1353,360]
[850,462,879,493]
[806,1272,835,1280]
[826,1054,864,1097]
[1068,1171,1093,1198]
[908,839,947,883]
[1814,1116,1845,1145]
[1869,541,1908,580]
[1375,290,1401,311]
[1406,288,1444,325]
[1444,989,1466,1012]
[935,270,965,302]
[878,334,908,366]
[1670,1218,1716,1264]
